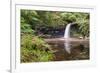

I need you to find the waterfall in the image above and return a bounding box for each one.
[64,23,72,38]
[64,23,72,54]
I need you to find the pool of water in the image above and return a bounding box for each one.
[46,38,89,61]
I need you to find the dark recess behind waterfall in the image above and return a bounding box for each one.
[36,24,78,38]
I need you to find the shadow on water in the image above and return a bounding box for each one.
[46,39,89,61]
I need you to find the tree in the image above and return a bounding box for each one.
[21,10,90,37]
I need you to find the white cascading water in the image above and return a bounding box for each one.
[64,23,72,54]
[64,23,72,38]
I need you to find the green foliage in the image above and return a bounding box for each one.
[20,10,90,62]
[21,10,89,37]
[21,17,35,34]
[61,12,89,37]
[32,36,51,50]
[21,47,53,62]
[76,14,89,37]
[61,12,77,23]
[21,34,54,63]
[21,34,33,49]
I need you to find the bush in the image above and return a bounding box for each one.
[32,36,51,50]
[21,34,54,63]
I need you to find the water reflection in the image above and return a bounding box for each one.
[47,39,89,61]
[64,40,71,54]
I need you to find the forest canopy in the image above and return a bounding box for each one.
[21,10,89,37]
